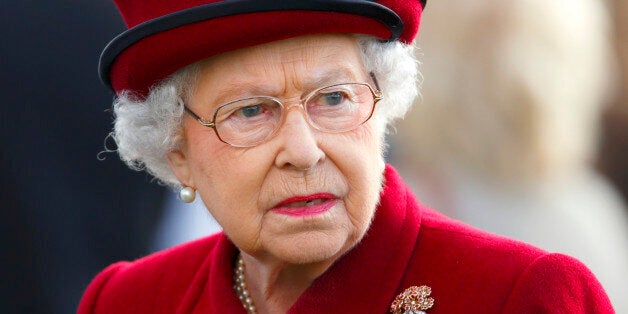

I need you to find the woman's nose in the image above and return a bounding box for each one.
[273,109,325,171]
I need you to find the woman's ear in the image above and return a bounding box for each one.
[167,150,195,188]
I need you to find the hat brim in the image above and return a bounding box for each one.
[101,0,422,96]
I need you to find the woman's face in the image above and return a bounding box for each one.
[168,34,385,265]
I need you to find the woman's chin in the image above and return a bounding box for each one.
[263,229,357,265]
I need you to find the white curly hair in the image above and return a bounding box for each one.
[110,35,419,187]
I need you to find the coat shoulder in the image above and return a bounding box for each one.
[501,253,614,313]
[404,208,613,312]
[419,207,547,262]
[78,233,224,314]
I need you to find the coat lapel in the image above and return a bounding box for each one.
[177,234,245,314]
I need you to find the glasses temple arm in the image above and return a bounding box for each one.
[183,105,215,127]
[369,72,383,102]
[369,72,381,92]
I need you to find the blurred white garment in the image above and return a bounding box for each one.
[400,163,628,312]
[151,192,222,252]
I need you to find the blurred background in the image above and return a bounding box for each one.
[0,0,626,313]
[1,2,165,313]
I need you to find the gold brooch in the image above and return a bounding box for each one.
[390,285,434,314]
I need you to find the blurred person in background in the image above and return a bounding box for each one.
[393,0,628,311]
[599,0,628,204]
[0,2,167,313]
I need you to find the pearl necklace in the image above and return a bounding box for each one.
[233,254,257,313]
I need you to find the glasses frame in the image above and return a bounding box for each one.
[183,72,383,147]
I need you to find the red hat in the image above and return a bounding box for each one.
[101,0,427,97]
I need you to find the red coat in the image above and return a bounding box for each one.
[78,165,613,313]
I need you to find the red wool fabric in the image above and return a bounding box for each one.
[78,165,614,313]
[114,0,422,35]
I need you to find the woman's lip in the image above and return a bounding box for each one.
[272,193,338,217]
[273,193,337,208]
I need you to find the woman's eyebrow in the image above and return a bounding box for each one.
[211,81,278,104]
[304,67,361,90]
[209,67,362,104]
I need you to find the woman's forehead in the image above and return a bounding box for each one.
[193,34,367,101]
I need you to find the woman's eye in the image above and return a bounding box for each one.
[237,105,262,117]
[321,92,345,106]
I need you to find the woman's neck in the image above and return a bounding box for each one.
[239,252,335,314]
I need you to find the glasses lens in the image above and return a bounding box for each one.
[214,97,282,147]
[306,83,375,132]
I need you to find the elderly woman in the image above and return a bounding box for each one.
[79,1,613,313]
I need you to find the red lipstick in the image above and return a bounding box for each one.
[272,193,338,217]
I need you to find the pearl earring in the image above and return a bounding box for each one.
[179,186,196,203]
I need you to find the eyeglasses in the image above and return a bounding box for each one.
[183,73,383,147]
